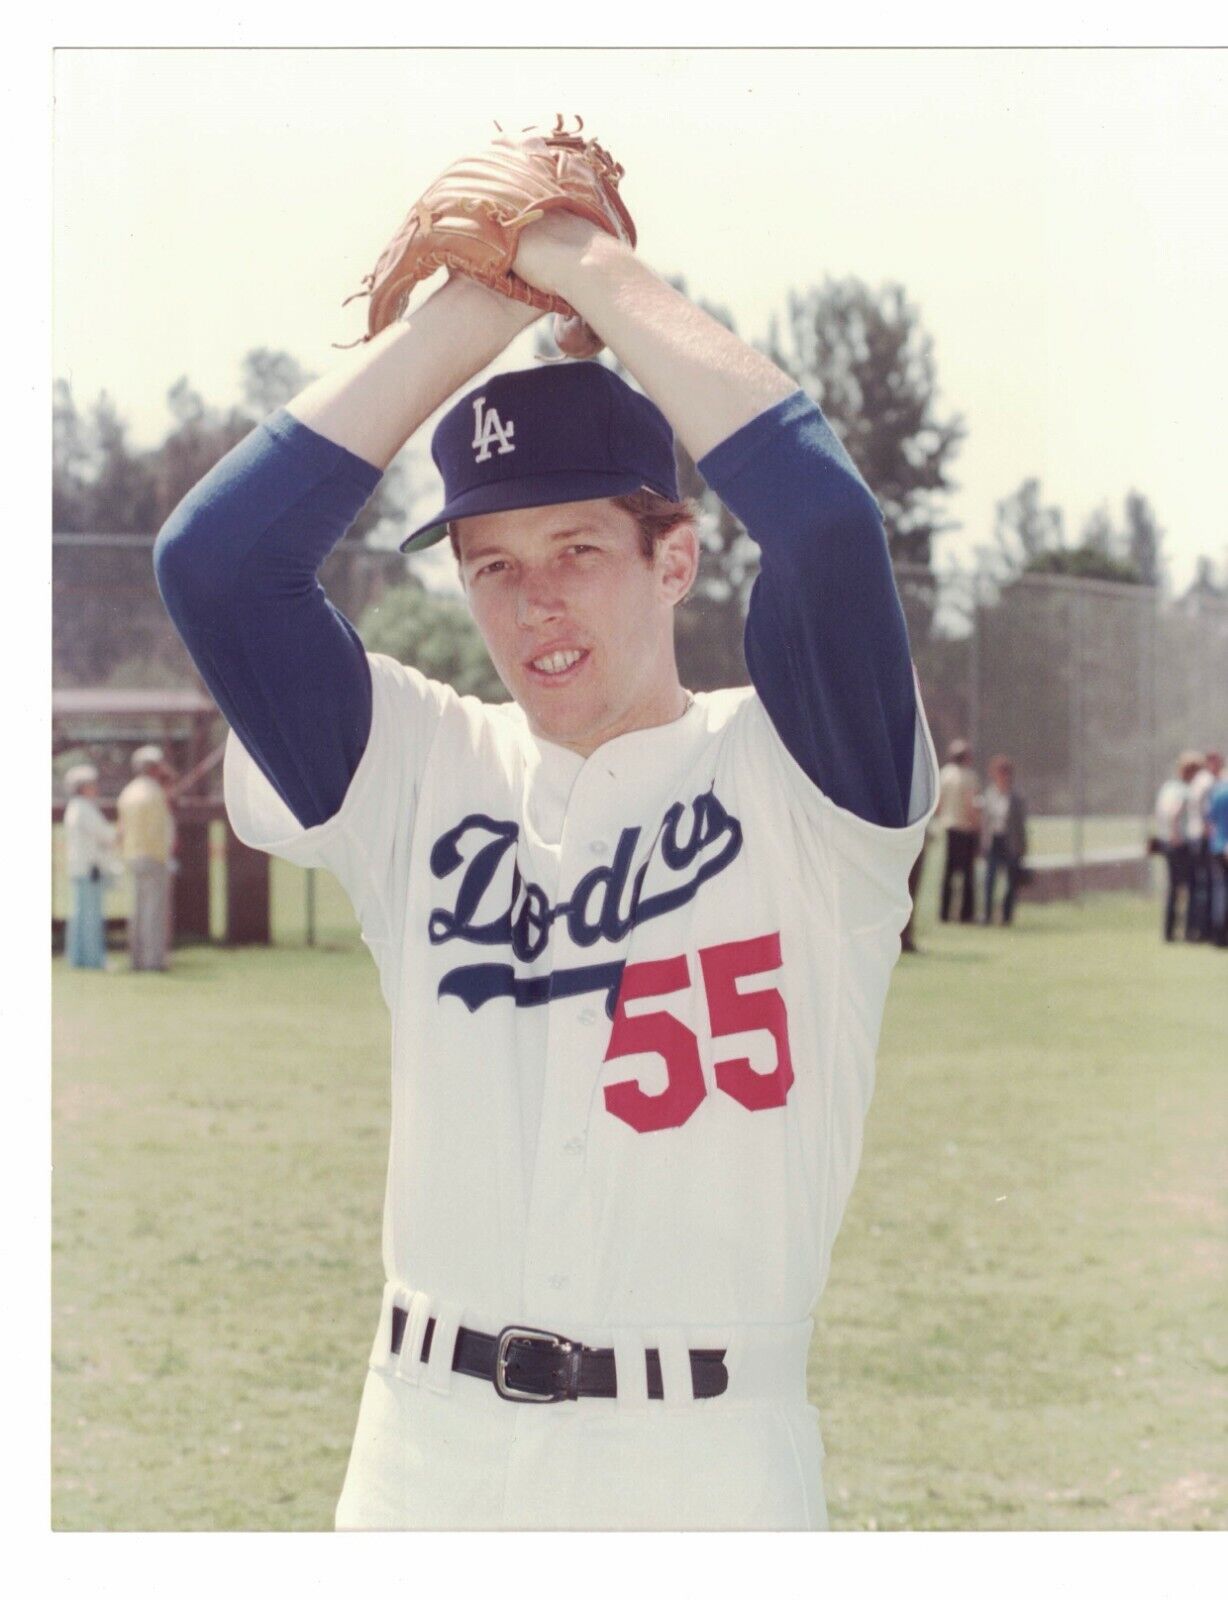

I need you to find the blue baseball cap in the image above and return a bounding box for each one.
[400,361,680,553]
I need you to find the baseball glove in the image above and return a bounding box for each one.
[343,115,635,359]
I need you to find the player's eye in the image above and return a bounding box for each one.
[476,560,509,578]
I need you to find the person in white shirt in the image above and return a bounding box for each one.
[1153,751,1203,943]
[981,754,1029,926]
[63,764,116,970]
[936,738,981,923]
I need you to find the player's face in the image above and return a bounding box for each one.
[456,498,697,757]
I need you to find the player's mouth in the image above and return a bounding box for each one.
[525,647,590,685]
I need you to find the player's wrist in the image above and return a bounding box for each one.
[436,273,542,335]
[546,224,637,305]
[512,212,633,306]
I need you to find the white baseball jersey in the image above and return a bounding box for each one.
[225,651,937,1529]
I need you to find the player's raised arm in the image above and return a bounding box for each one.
[514,216,918,828]
[153,278,541,828]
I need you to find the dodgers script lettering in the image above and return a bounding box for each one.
[428,789,743,1013]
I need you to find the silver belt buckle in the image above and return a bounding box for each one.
[494,1324,574,1403]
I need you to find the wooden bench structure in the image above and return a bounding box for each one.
[52,687,269,948]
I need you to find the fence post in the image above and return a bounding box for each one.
[1142,587,1157,855]
[173,817,211,943]
[306,868,317,948]
[1071,587,1085,901]
[968,568,981,761]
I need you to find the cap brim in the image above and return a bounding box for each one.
[398,470,671,554]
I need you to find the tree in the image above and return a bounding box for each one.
[1080,503,1115,556]
[995,484,1166,589]
[992,478,1065,573]
[241,348,313,415]
[87,392,160,534]
[52,352,413,687]
[1185,555,1227,601]
[52,379,91,533]
[1024,546,1142,584]
[357,581,507,701]
[1123,490,1164,587]
[766,279,966,568]
[991,479,1148,585]
[150,377,252,525]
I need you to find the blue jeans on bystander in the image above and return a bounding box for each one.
[983,835,1020,925]
[67,872,107,969]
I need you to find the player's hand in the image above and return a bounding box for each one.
[512,212,630,358]
[512,210,626,304]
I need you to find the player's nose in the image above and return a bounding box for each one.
[515,570,565,627]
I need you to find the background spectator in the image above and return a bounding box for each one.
[982,755,1029,926]
[937,738,981,924]
[63,764,115,971]
[1187,750,1219,940]
[152,754,180,953]
[1153,751,1203,943]
[116,745,174,972]
[1204,753,1228,948]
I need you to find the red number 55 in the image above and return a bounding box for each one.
[602,932,795,1133]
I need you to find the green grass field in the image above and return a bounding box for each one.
[51,891,1226,1530]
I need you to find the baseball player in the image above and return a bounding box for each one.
[155,126,936,1530]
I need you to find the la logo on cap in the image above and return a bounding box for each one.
[471,396,516,463]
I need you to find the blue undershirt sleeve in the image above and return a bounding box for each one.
[153,410,383,829]
[697,392,916,828]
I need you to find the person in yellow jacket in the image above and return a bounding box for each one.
[116,745,174,971]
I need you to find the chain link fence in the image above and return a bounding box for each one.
[53,536,1228,940]
[896,564,1228,859]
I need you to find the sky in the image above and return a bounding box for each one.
[52,47,1228,590]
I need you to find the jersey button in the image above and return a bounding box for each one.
[589,839,608,856]
[547,1274,569,1290]
[563,1135,585,1153]
[578,1007,597,1027]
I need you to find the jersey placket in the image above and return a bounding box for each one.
[518,753,629,1327]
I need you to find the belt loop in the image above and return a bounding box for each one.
[611,1330,649,1414]
[394,1290,432,1387]
[706,1324,738,1401]
[369,1281,403,1372]
[655,1328,693,1411]
[424,1300,462,1396]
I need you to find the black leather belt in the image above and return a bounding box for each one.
[390,1307,728,1403]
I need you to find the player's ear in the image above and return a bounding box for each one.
[657,520,699,607]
